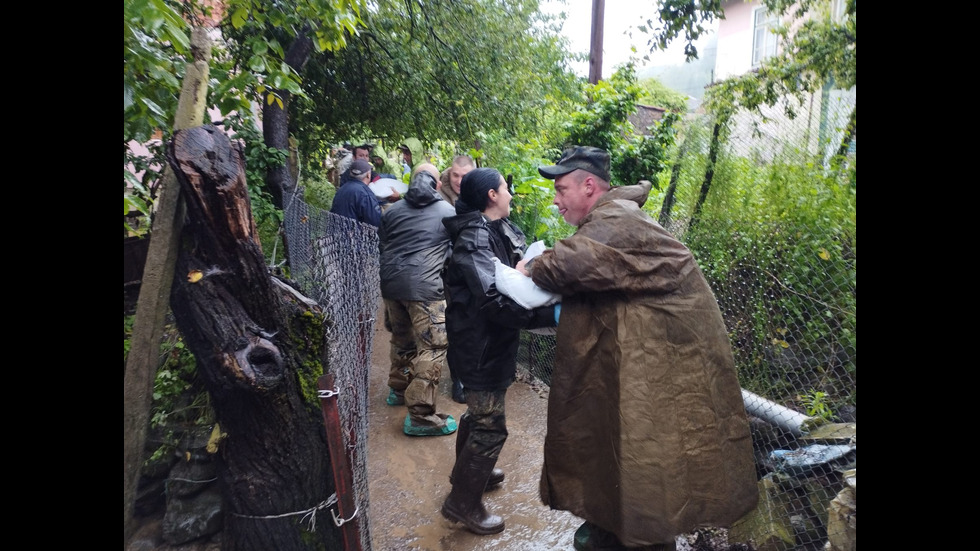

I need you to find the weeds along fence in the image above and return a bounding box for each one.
[520,92,855,551]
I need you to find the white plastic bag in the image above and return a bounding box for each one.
[492,257,559,309]
[492,242,560,335]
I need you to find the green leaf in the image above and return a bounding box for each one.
[218,97,240,114]
[124,170,141,188]
[268,39,284,58]
[148,65,180,89]
[232,8,248,29]
[125,195,150,216]
[145,13,164,33]
[142,97,165,117]
[161,20,189,55]
[283,77,303,95]
[249,55,266,73]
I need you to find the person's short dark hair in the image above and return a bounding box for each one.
[354,143,373,154]
[350,159,372,177]
[538,146,611,182]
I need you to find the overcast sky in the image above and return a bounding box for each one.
[540,0,718,79]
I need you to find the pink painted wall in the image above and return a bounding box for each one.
[715,0,760,80]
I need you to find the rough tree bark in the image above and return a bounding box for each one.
[834,104,856,159]
[658,127,694,230]
[688,118,722,233]
[263,30,314,209]
[167,124,342,550]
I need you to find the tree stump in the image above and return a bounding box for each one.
[167,124,342,550]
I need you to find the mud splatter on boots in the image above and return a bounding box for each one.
[441,450,505,535]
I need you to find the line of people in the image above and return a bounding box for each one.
[330,142,758,551]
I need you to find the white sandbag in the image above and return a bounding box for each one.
[492,241,560,335]
[493,257,560,309]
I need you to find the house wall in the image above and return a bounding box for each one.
[628,104,666,136]
[712,0,854,161]
[714,0,758,81]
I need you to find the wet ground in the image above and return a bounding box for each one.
[366,310,583,551]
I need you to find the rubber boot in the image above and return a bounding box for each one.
[574,522,624,550]
[441,451,505,535]
[574,522,675,551]
[451,378,466,404]
[450,413,504,489]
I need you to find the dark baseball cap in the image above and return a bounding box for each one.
[538,146,610,182]
[349,159,373,177]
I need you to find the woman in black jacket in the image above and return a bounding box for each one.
[440,167,558,535]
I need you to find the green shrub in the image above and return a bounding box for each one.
[303,167,336,212]
[672,127,856,414]
[124,315,214,466]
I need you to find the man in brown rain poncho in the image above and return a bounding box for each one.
[518,146,758,551]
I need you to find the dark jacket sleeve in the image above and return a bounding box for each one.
[456,226,556,330]
[480,289,557,330]
[358,187,382,227]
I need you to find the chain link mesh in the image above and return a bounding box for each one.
[282,187,380,550]
[519,89,856,550]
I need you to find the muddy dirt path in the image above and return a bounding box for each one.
[365,307,583,551]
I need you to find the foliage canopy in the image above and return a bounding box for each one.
[289,0,583,171]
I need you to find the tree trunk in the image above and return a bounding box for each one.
[835,104,856,159]
[658,128,693,230]
[263,31,315,209]
[167,124,342,551]
[688,118,722,233]
[124,27,212,545]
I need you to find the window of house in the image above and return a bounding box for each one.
[752,6,779,67]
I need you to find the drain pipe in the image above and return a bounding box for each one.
[742,389,814,436]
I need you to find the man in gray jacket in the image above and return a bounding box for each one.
[378,163,459,436]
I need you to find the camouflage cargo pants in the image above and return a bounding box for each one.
[384,298,448,422]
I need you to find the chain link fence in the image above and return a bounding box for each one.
[519,89,855,550]
[282,188,381,551]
